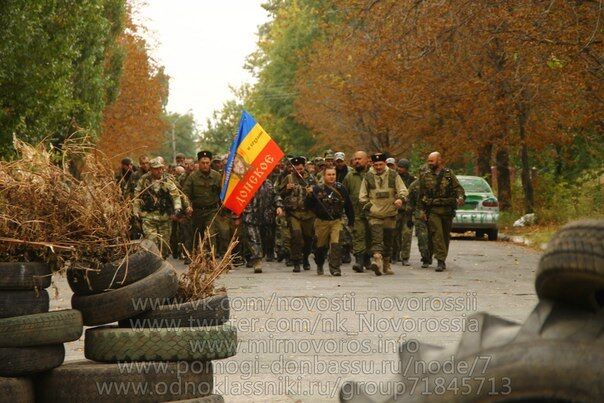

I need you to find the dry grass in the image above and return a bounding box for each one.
[0,137,133,270]
[177,228,236,302]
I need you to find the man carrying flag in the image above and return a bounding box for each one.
[220,112,285,269]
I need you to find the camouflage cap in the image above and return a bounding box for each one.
[324,150,335,159]
[397,158,411,168]
[386,157,396,165]
[334,152,345,161]
[149,157,165,168]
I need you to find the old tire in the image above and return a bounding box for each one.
[0,377,34,403]
[536,219,604,311]
[0,290,49,319]
[119,294,230,329]
[67,239,162,296]
[342,300,604,403]
[0,345,64,377]
[0,310,82,347]
[34,360,213,403]
[0,262,51,290]
[85,324,237,362]
[72,263,179,326]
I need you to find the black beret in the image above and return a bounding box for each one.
[197,151,213,160]
[290,156,307,166]
[370,153,388,163]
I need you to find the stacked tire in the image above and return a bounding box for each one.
[0,262,83,402]
[36,239,236,402]
[340,220,604,403]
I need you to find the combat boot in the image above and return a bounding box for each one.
[352,254,365,273]
[364,253,372,272]
[436,260,446,272]
[341,248,351,264]
[401,259,410,266]
[314,247,327,275]
[303,255,311,271]
[293,262,301,273]
[330,266,342,276]
[421,260,430,268]
[383,257,394,275]
[370,253,383,276]
[286,258,293,267]
[253,260,262,274]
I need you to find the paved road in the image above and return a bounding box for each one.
[51,237,541,402]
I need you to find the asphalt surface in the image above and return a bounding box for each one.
[51,237,541,402]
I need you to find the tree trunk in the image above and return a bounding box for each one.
[496,147,512,211]
[477,142,493,184]
[518,93,534,214]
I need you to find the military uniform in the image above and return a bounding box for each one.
[359,161,408,275]
[183,168,222,251]
[305,181,354,276]
[278,163,317,272]
[343,167,371,272]
[406,179,431,265]
[418,167,465,271]
[242,179,282,272]
[393,170,417,263]
[133,169,182,258]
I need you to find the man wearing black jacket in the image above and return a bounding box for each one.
[306,167,354,276]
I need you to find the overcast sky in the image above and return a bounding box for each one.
[138,1,269,126]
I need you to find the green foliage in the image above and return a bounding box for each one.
[0,0,126,157]
[160,112,198,160]
[199,93,245,155]
[240,0,336,154]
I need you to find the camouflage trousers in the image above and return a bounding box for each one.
[392,213,406,261]
[412,217,431,263]
[244,223,263,262]
[314,218,343,270]
[261,223,276,259]
[141,213,172,258]
[275,215,291,259]
[368,216,396,257]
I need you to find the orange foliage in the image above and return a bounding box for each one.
[97,22,168,163]
[295,0,603,162]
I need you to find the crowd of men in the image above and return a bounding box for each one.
[116,149,465,275]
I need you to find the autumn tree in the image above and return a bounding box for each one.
[97,13,169,162]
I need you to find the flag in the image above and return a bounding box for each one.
[220,111,284,215]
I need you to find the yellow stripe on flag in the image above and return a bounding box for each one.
[237,124,271,164]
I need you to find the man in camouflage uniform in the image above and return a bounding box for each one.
[305,167,354,276]
[334,151,353,263]
[115,158,137,199]
[133,157,182,258]
[407,179,431,267]
[183,151,222,252]
[273,159,292,264]
[393,158,417,265]
[343,151,371,273]
[418,152,465,272]
[359,153,408,276]
[242,179,284,273]
[278,156,317,273]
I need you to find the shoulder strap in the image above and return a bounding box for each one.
[365,171,376,190]
[388,170,397,188]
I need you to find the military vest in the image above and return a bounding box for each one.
[315,184,346,218]
[140,178,174,215]
[365,169,398,200]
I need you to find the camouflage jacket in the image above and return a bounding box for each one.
[417,168,465,214]
[133,173,182,216]
[242,179,283,225]
[305,182,354,225]
[183,169,222,211]
[115,170,137,199]
[278,170,317,213]
[342,168,368,218]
